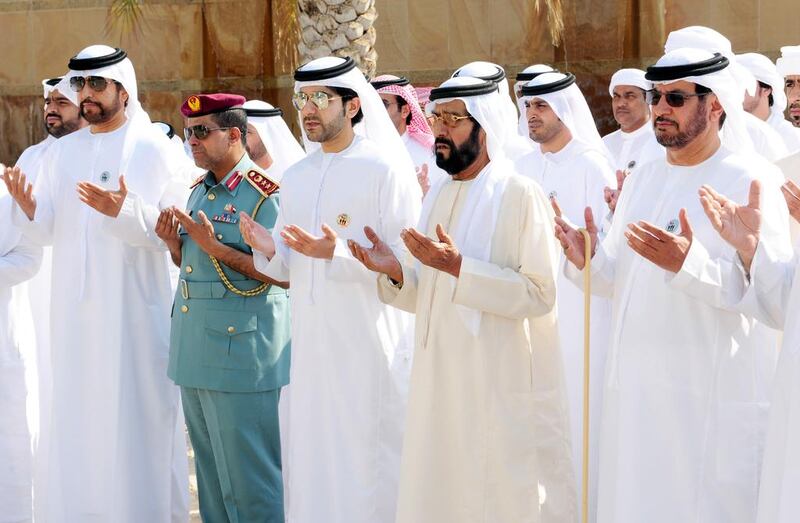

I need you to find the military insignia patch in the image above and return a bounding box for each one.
[244,169,279,197]
[188,95,201,113]
[337,213,350,227]
[190,174,205,189]
[665,218,679,233]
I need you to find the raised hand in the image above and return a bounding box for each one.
[155,207,180,248]
[348,226,403,282]
[172,207,220,256]
[781,179,800,224]
[699,180,761,270]
[554,206,598,270]
[240,211,275,259]
[3,166,36,220]
[401,224,462,277]
[281,223,336,259]
[77,174,128,217]
[603,169,626,214]
[624,209,692,273]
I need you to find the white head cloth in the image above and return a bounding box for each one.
[520,72,615,163]
[737,52,789,119]
[152,121,186,153]
[451,61,533,158]
[514,64,556,135]
[777,45,800,77]
[42,76,79,107]
[421,76,512,335]
[242,99,305,182]
[647,47,754,154]
[293,56,415,175]
[608,68,652,96]
[664,26,757,98]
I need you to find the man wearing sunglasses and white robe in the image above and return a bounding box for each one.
[3,45,190,523]
[241,56,420,523]
[555,48,792,523]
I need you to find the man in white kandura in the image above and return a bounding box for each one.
[3,45,190,523]
[514,70,614,521]
[350,75,575,523]
[241,56,421,523]
[555,48,792,523]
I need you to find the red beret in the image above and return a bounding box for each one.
[181,93,246,117]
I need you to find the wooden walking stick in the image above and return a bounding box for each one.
[579,228,591,523]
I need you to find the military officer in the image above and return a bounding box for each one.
[156,93,290,523]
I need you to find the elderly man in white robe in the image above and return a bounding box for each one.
[665,26,789,162]
[738,52,800,154]
[242,99,305,181]
[240,56,420,523]
[555,48,792,523]
[3,45,190,523]
[8,76,85,523]
[514,71,614,521]
[348,75,575,523]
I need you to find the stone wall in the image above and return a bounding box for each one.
[0,0,798,164]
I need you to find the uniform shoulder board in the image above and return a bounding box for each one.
[245,169,280,198]
[190,174,205,189]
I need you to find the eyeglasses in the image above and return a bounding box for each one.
[292,91,343,111]
[428,112,473,128]
[183,125,231,140]
[69,76,119,93]
[646,89,708,108]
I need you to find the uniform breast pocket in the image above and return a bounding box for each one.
[212,222,243,246]
[202,310,260,370]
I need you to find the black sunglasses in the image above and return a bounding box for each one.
[69,76,119,93]
[183,125,231,140]
[646,89,708,108]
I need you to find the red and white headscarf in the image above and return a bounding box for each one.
[372,74,435,149]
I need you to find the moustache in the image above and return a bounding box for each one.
[434,138,454,147]
[655,117,677,125]
[46,113,61,119]
[303,117,321,124]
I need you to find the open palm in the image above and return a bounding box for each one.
[348,226,402,281]
[699,180,761,265]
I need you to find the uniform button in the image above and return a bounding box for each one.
[180,305,189,313]
[207,192,216,201]
[216,233,223,240]
[185,265,193,274]
[227,326,235,334]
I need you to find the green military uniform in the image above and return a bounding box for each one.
[168,152,290,523]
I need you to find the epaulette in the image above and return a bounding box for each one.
[190,174,205,189]
[245,169,280,198]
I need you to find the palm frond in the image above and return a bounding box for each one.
[534,0,565,47]
[105,0,145,40]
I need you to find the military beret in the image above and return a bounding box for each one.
[181,93,246,117]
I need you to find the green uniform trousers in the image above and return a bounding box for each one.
[181,386,283,523]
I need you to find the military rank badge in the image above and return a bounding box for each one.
[212,213,239,224]
[223,203,237,213]
[665,218,679,233]
[337,213,350,227]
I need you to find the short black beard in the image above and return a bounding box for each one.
[435,122,483,175]
[80,95,123,125]
[45,115,82,138]
[654,99,708,148]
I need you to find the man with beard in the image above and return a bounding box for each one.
[4,75,85,523]
[514,71,614,521]
[3,45,190,522]
[347,75,575,523]
[242,99,305,181]
[555,48,791,523]
[240,56,420,523]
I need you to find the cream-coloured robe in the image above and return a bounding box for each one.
[379,173,576,523]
